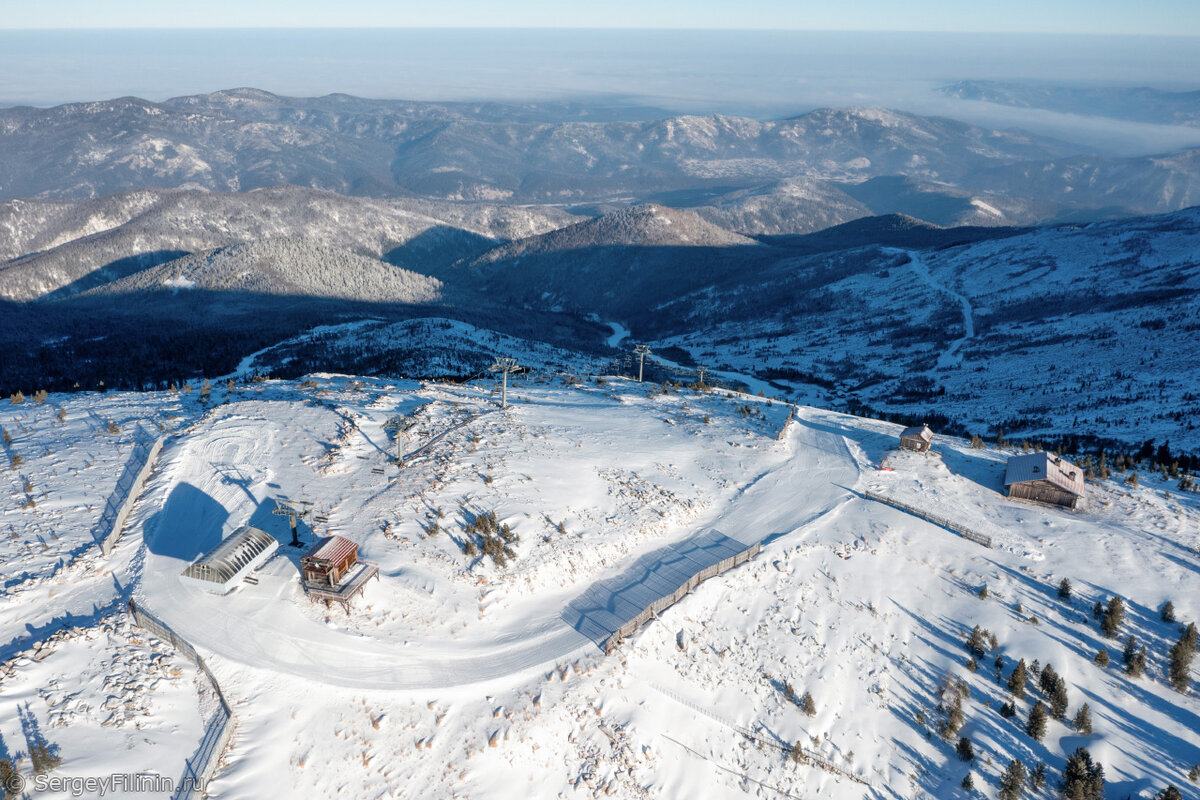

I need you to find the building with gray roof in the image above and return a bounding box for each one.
[1004,452,1085,509]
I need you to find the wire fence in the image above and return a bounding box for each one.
[127,600,234,800]
[96,431,164,556]
[861,489,992,548]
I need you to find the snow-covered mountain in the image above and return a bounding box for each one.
[0,186,575,301]
[82,238,444,304]
[1,374,1196,799]
[11,88,1200,226]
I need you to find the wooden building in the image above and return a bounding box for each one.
[899,424,934,453]
[1004,452,1085,509]
[299,535,378,612]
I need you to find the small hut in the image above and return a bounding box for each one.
[180,526,279,594]
[1004,452,1085,509]
[299,534,379,612]
[899,424,934,453]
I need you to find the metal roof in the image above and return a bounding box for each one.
[181,526,278,585]
[302,534,358,566]
[900,425,933,443]
[561,530,753,649]
[1004,452,1085,496]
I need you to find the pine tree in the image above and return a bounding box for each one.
[1031,762,1047,790]
[1026,701,1048,742]
[995,654,1005,681]
[1008,658,1028,699]
[1189,764,1199,783]
[1161,601,1176,623]
[0,758,20,800]
[941,693,965,740]
[1000,700,1017,718]
[1168,626,1196,693]
[1155,787,1183,800]
[962,772,975,792]
[1061,747,1105,800]
[1126,471,1139,486]
[1049,676,1070,719]
[1126,646,1147,679]
[956,736,975,761]
[1122,635,1138,665]
[1092,601,1104,620]
[800,691,816,716]
[999,758,1027,800]
[1039,663,1058,695]
[1074,703,1093,734]
[1094,648,1109,667]
[971,434,984,449]
[1058,578,1072,600]
[1100,596,1126,638]
[965,625,992,658]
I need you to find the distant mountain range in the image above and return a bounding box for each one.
[940,80,1200,127]
[1,88,1198,454]
[5,88,1200,228]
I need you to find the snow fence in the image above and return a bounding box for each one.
[96,432,164,556]
[562,530,760,653]
[862,489,992,548]
[127,600,234,800]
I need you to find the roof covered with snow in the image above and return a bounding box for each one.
[180,526,279,585]
[1004,451,1085,496]
[900,424,933,443]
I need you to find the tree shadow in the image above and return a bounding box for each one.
[18,703,59,771]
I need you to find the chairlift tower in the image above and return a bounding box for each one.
[489,357,521,409]
[696,366,708,388]
[384,415,405,464]
[273,498,311,548]
[633,344,652,383]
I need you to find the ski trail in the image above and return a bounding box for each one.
[903,249,974,371]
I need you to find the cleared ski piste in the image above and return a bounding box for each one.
[133,378,856,690]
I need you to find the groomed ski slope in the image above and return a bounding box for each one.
[132,381,856,690]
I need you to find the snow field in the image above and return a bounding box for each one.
[0,375,1197,799]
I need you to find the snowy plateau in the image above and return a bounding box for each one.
[1,370,1197,800]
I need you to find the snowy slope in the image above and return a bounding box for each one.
[1,375,1198,800]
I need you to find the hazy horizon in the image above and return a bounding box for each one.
[3,28,1200,155]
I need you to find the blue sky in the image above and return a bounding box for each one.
[3,0,1200,36]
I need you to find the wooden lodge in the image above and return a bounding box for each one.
[1004,452,1085,509]
[299,534,379,612]
[899,424,934,453]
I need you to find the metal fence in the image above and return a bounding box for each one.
[862,490,992,548]
[127,600,234,800]
[96,433,164,556]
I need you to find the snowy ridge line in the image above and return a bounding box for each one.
[660,735,805,800]
[97,432,164,557]
[860,489,992,548]
[127,599,234,800]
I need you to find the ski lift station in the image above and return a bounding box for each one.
[300,534,380,613]
[180,526,280,594]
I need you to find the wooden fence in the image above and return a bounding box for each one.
[861,490,992,548]
[97,433,164,556]
[127,600,234,800]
